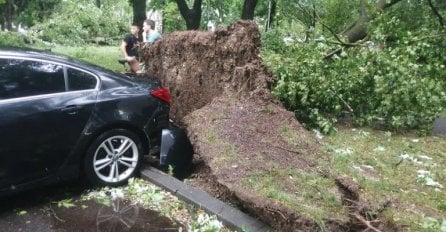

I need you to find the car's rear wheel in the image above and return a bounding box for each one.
[84,129,143,186]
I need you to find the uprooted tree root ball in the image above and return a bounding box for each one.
[140,20,399,231]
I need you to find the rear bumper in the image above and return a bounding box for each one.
[159,127,193,168]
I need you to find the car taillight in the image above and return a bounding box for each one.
[151,88,172,104]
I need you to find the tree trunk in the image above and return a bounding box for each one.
[129,0,146,28]
[0,11,4,31]
[241,0,258,20]
[428,0,445,30]
[175,0,202,30]
[266,0,276,30]
[95,0,101,8]
[6,0,13,30]
[0,2,4,31]
[341,0,403,43]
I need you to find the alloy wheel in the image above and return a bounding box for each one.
[93,135,139,183]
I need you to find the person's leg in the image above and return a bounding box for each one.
[128,60,140,73]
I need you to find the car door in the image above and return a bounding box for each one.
[0,57,99,189]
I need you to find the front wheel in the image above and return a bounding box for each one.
[84,129,143,186]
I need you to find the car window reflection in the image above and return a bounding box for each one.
[67,68,97,91]
[0,58,65,100]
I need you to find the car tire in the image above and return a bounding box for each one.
[84,129,143,186]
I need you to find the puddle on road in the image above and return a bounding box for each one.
[0,181,184,232]
[0,197,183,232]
[52,198,183,232]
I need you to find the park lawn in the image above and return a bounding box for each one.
[52,45,123,72]
[322,126,445,231]
[241,124,445,231]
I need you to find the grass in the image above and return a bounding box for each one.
[51,45,124,72]
[323,126,446,231]
[242,167,348,225]
[204,127,239,165]
[242,124,446,231]
[238,123,350,227]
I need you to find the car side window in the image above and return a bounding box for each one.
[0,58,65,100]
[67,68,97,91]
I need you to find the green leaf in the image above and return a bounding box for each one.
[57,199,76,208]
[17,210,27,216]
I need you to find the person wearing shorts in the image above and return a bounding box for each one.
[120,23,142,73]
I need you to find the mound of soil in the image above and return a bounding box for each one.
[141,20,275,122]
[140,20,397,231]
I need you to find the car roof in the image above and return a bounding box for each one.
[0,46,94,67]
[0,46,128,79]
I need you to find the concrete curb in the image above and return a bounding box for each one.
[140,167,272,232]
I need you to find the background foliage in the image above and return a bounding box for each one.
[0,31,26,47]
[29,0,130,45]
[0,0,131,46]
[262,0,446,134]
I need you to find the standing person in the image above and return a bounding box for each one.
[120,23,142,73]
[142,19,161,43]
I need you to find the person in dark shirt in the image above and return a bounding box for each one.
[120,23,142,73]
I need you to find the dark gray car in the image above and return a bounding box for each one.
[0,48,171,195]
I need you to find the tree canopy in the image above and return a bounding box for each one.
[263,0,446,133]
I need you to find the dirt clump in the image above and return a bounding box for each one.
[141,20,275,122]
[140,20,397,231]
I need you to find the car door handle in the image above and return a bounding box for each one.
[61,105,81,115]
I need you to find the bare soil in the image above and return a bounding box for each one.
[140,20,400,231]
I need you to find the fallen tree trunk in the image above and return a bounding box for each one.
[341,0,403,43]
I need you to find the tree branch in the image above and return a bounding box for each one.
[175,0,191,20]
[409,33,446,43]
[337,93,354,113]
[341,0,403,43]
[323,36,369,60]
[281,3,307,25]
[321,24,351,46]
[49,203,65,223]
[376,0,404,11]
[325,40,367,47]
[427,0,445,30]
[294,1,350,46]
[324,47,343,60]
[193,0,202,11]
[175,0,202,29]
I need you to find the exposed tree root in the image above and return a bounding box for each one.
[353,213,382,232]
[335,176,398,232]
